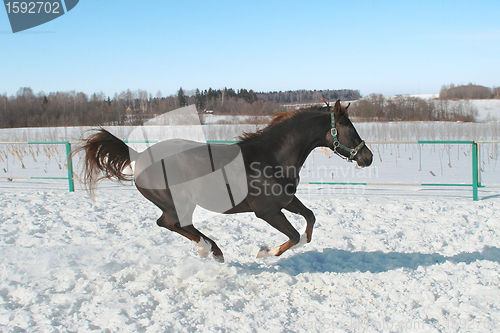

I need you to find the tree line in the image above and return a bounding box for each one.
[0,87,182,128]
[0,87,361,128]
[187,87,361,108]
[439,83,500,100]
[350,94,478,122]
[1,85,489,128]
[256,89,361,104]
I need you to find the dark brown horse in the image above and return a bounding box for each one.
[77,100,372,262]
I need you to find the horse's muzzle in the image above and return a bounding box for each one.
[356,149,373,168]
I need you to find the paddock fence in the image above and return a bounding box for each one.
[0,141,74,192]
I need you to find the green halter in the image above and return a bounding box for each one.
[330,109,365,162]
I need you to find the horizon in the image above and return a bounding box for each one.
[1,1,499,98]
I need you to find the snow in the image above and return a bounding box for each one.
[1,183,500,332]
[471,99,500,121]
[385,95,500,122]
[1,121,500,332]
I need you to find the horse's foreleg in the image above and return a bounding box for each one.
[255,210,301,257]
[283,196,316,243]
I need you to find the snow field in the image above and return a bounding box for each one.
[1,183,500,332]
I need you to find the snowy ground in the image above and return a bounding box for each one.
[1,179,500,332]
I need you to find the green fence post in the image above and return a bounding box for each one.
[472,142,478,201]
[65,142,75,192]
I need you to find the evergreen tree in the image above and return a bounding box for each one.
[195,88,203,109]
[178,87,187,107]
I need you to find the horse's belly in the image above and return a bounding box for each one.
[170,153,248,213]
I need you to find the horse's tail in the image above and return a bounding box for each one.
[75,129,138,196]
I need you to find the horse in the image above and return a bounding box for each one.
[77,100,373,262]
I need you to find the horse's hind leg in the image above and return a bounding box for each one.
[182,224,224,262]
[283,196,316,243]
[138,186,224,262]
[156,211,225,263]
[254,209,301,257]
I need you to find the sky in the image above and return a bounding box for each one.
[1,0,500,98]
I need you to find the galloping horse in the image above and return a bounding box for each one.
[77,100,372,262]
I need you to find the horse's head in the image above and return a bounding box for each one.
[325,99,373,167]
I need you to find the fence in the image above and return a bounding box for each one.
[0,141,74,192]
[307,140,483,201]
[1,140,499,201]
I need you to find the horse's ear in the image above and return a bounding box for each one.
[333,99,342,114]
[318,96,330,109]
[346,103,351,111]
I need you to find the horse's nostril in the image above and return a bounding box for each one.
[357,152,373,167]
[366,153,373,166]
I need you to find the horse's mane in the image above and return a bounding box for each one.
[238,106,328,143]
[269,110,300,125]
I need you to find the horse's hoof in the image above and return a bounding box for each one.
[213,254,224,263]
[256,246,280,258]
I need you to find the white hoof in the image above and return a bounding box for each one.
[256,246,280,258]
[195,238,211,258]
[256,250,268,258]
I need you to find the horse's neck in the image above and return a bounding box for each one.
[274,113,329,172]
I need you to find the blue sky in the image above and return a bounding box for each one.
[1,0,499,98]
